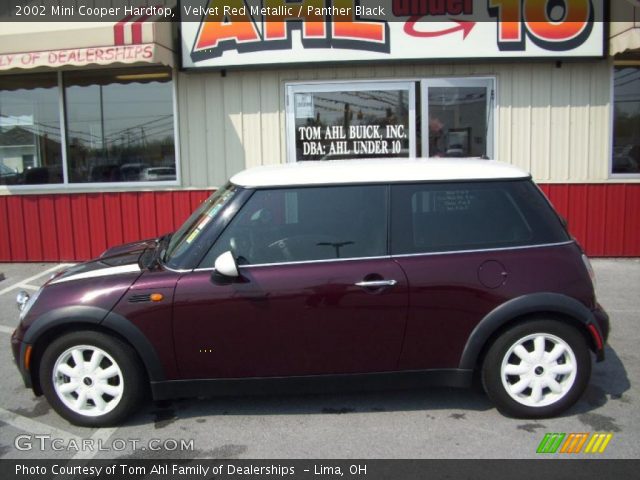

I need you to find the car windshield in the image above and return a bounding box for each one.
[164,184,237,266]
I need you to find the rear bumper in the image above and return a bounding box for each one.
[591,303,610,362]
[593,304,610,343]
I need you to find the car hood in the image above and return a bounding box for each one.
[100,237,159,259]
[49,257,141,286]
[49,242,154,287]
[17,247,151,333]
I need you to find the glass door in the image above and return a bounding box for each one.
[286,81,416,162]
[421,78,495,159]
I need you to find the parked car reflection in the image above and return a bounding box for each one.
[613,145,640,174]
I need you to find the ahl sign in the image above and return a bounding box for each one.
[180,0,605,69]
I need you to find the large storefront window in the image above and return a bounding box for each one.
[286,78,494,162]
[287,82,416,162]
[65,68,176,183]
[612,66,640,176]
[0,73,63,185]
[0,67,176,186]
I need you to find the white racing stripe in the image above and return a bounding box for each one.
[0,264,74,296]
[50,264,141,285]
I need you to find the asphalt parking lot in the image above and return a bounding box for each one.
[0,260,637,460]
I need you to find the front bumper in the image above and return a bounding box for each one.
[10,328,32,389]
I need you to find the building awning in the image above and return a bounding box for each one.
[610,2,640,56]
[611,22,640,56]
[0,20,174,72]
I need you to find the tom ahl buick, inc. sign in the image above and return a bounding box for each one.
[180,0,605,69]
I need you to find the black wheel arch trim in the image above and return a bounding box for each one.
[21,305,165,385]
[23,305,108,345]
[101,310,166,381]
[459,293,602,370]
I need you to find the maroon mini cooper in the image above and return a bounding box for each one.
[11,159,609,426]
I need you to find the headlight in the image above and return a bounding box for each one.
[17,288,42,322]
[16,291,30,311]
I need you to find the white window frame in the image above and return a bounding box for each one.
[420,77,496,159]
[2,67,181,191]
[285,81,417,162]
[609,63,640,179]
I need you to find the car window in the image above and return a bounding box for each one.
[164,184,237,267]
[391,180,569,254]
[202,185,387,267]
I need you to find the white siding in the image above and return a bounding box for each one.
[177,59,616,188]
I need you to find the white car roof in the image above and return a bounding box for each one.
[230,158,529,188]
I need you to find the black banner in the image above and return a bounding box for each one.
[0,0,636,23]
[1,459,638,480]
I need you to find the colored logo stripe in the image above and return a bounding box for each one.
[537,433,613,454]
[560,433,589,453]
[537,433,566,453]
[584,433,613,454]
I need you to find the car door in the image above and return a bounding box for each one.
[390,181,570,370]
[172,184,409,379]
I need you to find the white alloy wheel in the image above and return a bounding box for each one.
[52,345,124,417]
[500,333,577,408]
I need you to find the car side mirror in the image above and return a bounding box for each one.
[214,251,239,278]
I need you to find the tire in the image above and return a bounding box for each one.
[482,319,591,418]
[39,331,145,427]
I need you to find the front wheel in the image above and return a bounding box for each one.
[482,319,591,418]
[39,331,145,427]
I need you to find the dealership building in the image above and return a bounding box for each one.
[0,0,639,262]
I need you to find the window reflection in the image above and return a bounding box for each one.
[391,181,569,255]
[293,89,411,161]
[0,73,63,185]
[428,87,487,158]
[203,185,388,266]
[64,67,176,183]
[612,67,640,174]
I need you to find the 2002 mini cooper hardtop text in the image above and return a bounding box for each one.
[11,159,610,426]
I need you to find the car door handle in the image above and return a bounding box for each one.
[354,279,398,288]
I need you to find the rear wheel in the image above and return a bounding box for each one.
[39,331,145,427]
[482,319,591,418]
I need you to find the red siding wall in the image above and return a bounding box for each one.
[0,184,639,262]
[537,184,640,257]
[0,190,211,262]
